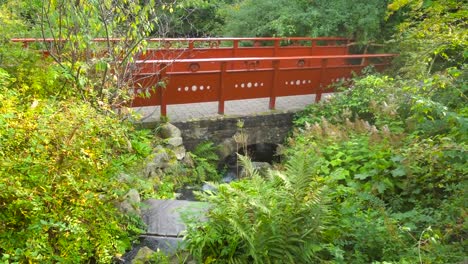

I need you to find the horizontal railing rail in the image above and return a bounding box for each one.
[11,37,350,46]
[12,37,352,66]
[134,54,395,65]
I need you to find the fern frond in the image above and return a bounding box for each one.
[192,141,219,162]
[237,153,260,178]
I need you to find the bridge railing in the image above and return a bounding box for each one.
[131,54,396,116]
[10,37,395,118]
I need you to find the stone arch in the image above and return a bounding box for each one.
[217,138,280,167]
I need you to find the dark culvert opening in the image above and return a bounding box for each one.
[222,143,280,181]
[177,143,280,201]
[224,143,280,168]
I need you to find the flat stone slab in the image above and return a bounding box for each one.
[140,236,184,254]
[142,199,208,237]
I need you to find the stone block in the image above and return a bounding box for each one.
[166,136,183,147]
[173,145,186,160]
[131,246,154,264]
[159,123,182,138]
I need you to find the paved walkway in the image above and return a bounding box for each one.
[132,94,333,123]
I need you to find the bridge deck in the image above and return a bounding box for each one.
[133,93,333,123]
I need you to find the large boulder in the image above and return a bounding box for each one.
[173,145,186,160]
[252,161,272,172]
[131,246,154,264]
[142,146,177,178]
[159,123,182,139]
[217,138,237,161]
[115,188,141,215]
[151,146,172,166]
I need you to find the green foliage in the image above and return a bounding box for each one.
[0,46,65,100]
[287,66,467,262]
[387,0,468,77]
[0,86,153,262]
[42,0,161,107]
[157,0,226,37]
[0,4,65,100]
[188,141,221,183]
[294,74,404,129]
[185,154,327,263]
[221,0,389,41]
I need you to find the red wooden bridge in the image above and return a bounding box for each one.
[13,37,395,120]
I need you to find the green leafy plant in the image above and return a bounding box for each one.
[188,141,221,183]
[387,0,467,77]
[288,69,466,262]
[0,88,152,262]
[184,153,327,263]
[221,0,389,41]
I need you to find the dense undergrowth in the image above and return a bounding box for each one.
[0,65,156,262]
[183,1,467,262]
[0,45,219,263]
[0,2,161,261]
[184,69,467,263]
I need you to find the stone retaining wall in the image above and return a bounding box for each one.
[172,111,296,152]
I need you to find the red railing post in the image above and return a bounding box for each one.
[316,58,328,103]
[273,39,279,57]
[361,53,369,66]
[218,61,227,114]
[159,63,168,118]
[309,40,316,66]
[269,60,280,110]
[188,40,194,52]
[232,40,238,70]
[233,39,239,49]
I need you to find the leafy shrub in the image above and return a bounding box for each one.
[387,0,467,77]
[288,69,467,262]
[188,141,221,183]
[222,0,389,41]
[294,74,405,131]
[0,84,152,263]
[184,154,327,263]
